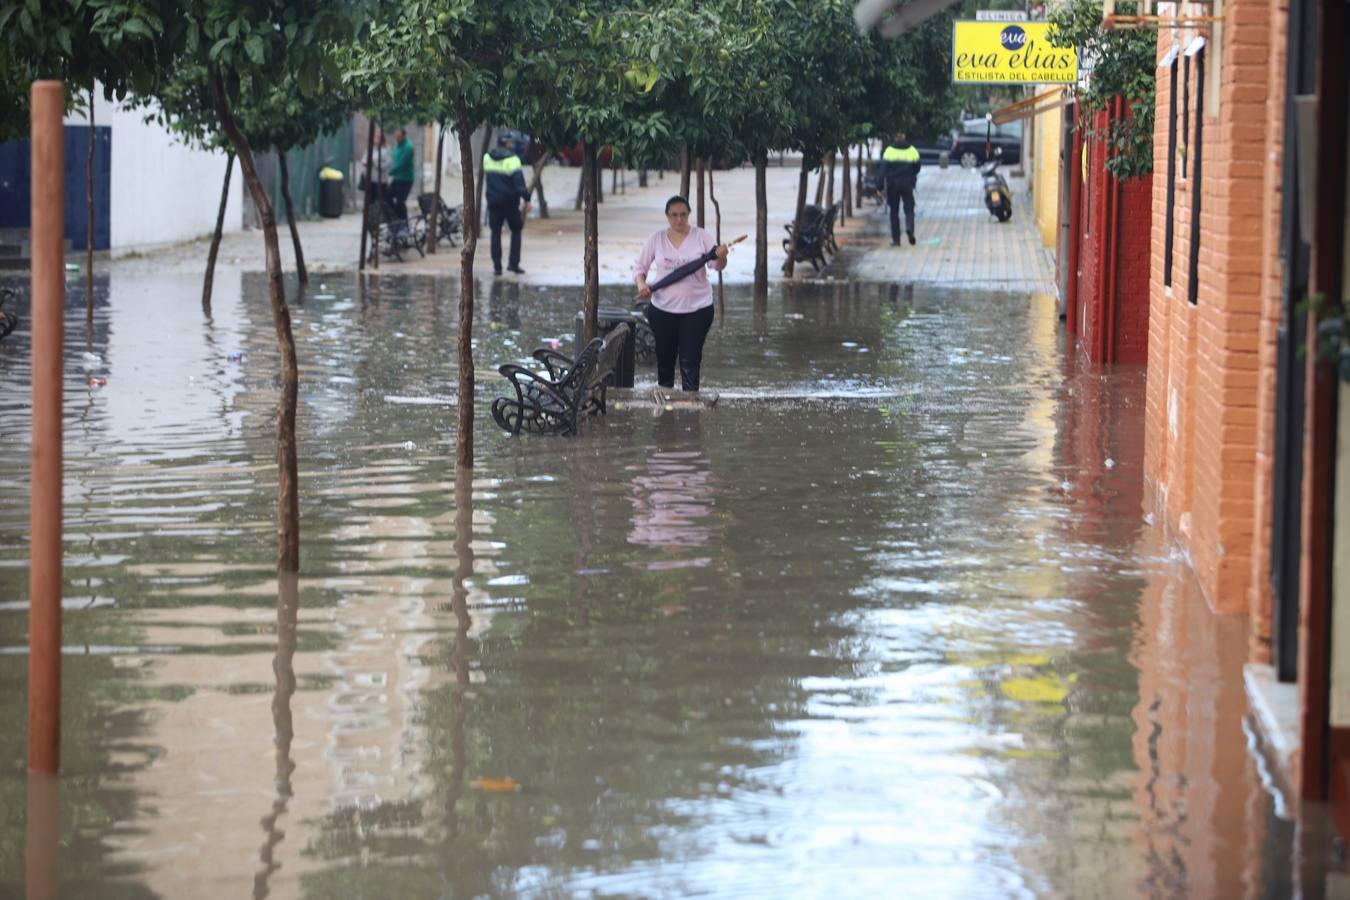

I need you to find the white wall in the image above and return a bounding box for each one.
[65,84,243,256]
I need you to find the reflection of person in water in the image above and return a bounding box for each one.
[628,413,716,556]
[487,278,522,331]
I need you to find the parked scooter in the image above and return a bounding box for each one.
[981,148,1013,223]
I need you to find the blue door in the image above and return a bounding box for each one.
[0,124,111,250]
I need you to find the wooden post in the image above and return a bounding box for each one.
[29,81,64,777]
[25,773,59,900]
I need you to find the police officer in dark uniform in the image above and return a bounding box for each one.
[483,135,532,275]
[882,132,921,246]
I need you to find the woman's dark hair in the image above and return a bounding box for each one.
[664,195,691,214]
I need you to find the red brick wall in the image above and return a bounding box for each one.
[1143,0,1285,616]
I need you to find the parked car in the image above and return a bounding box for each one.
[911,133,955,164]
[951,120,1022,168]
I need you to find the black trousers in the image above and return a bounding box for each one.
[488,202,523,270]
[886,182,916,242]
[646,303,715,391]
[388,179,413,219]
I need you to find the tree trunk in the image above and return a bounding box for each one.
[358,120,374,270]
[528,155,550,219]
[814,155,827,206]
[455,101,478,470]
[210,66,300,573]
[639,168,647,188]
[427,122,445,253]
[841,146,852,221]
[708,165,723,324]
[277,152,307,286]
[372,138,382,270]
[696,158,705,228]
[203,151,234,314]
[575,167,584,210]
[784,156,810,278]
[855,144,864,196]
[581,141,600,343]
[824,151,836,212]
[474,126,492,238]
[679,144,691,198]
[85,82,94,350]
[754,149,768,295]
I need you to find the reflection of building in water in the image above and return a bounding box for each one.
[628,414,716,557]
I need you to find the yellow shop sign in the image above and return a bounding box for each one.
[951,21,1077,84]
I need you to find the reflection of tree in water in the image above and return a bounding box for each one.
[446,470,474,845]
[253,574,298,899]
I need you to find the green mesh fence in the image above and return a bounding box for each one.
[269,128,354,219]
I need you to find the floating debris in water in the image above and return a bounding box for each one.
[227,351,244,363]
[87,376,107,387]
[401,441,417,450]
[1104,458,1116,469]
[64,263,79,272]
[470,777,522,793]
[383,394,456,406]
[312,293,337,300]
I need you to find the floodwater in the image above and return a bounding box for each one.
[0,271,1331,897]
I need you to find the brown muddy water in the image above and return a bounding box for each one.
[0,272,1336,897]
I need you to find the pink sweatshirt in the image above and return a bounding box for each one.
[632,226,724,314]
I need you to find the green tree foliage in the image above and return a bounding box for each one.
[1049,0,1157,180]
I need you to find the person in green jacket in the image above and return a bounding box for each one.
[388,127,416,232]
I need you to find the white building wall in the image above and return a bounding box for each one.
[65,84,243,256]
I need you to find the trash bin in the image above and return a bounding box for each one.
[574,306,636,388]
[938,150,950,169]
[318,166,344,218]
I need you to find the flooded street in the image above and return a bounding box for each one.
[0,272,1313,897]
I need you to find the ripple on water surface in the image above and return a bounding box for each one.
[0,273,1315,897]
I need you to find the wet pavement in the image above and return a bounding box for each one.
[0,270,1339,898]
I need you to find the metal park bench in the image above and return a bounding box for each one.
[414,193,462,249]
[491,323,632,436]
[631,303,657,364]
[782,203,839,273]
[0,287,16,342]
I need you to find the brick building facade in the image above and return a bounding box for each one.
[1143,10,1274,616]
[1140,0,1347,813]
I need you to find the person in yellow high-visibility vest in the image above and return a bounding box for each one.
[881,133,921,246]
[483,135,533,275]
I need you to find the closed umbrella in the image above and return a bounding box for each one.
[639,234,746,297]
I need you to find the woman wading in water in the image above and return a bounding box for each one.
[633,195,729,393]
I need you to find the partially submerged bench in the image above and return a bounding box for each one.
[782,203,839,273]
[0,287,16,342]
[491,323,632,436]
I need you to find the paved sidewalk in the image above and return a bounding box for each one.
[107,160,1055,293]
[837,166,1056,294]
